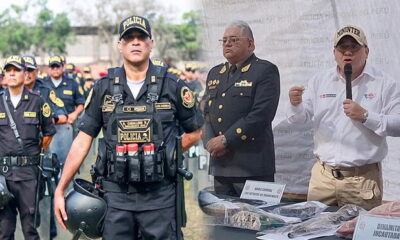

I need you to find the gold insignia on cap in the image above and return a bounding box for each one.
[42,102,51,118]
[123,16,146,31]
[219,65,227,74]
[23,57,34,65]
[181,86,195,108]
[49,56,61,63]
[236,128,242,134]
[241,135,247,140]
[241,63,251,72]
[6,56,22,64]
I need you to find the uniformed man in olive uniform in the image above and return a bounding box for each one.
[42,56,85,168]
[203,20,280,197]
[54,15,203,240]
[0,56,56,239]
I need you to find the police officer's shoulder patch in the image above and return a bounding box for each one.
[181,86,195,109]
[42,102,51,117]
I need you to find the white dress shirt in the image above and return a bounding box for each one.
[287,63,400,167]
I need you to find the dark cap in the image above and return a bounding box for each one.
[60,55,66,64]
[23,55,37,70]
[65,63,75,73]
[4,55,26,70]
[49,56,63,67]
[119,15,151,40]
[83,66,91,73]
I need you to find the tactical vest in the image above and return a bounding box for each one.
[101,66,171,184]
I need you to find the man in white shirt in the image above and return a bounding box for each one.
[287,25,400,210]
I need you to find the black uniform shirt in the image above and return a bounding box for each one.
[79,62,203,211]
[0,88,56,181]
[42,76,85,114]
[33,79,69,117]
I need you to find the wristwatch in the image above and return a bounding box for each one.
[221,135,227,146]
[362,110,368,123]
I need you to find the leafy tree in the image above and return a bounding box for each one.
[0,0,73,57]
[0,5,32,56]
[173,10,202,61]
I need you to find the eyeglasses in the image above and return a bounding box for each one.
[27,68,36,72]
[218,37,249,46]
[335,43,364,53]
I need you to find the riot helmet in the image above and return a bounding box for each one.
[64,178,107,239]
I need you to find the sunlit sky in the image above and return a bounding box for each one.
[0,0,200,25]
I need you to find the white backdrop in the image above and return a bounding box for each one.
[200,0,400,200]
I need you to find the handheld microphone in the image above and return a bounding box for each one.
[344,63,352,100]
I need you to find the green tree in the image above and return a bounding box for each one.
[0,0,72,57]
[31,1,73,56]
[173,10,202,61]
[0,4,32,56]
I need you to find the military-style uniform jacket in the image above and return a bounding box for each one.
[42,76,85,114]
[78,61,203,211]
[33,78,69,118]
[0,88,56,181]
[203,54,280,177]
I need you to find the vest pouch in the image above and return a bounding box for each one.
[155,146,165,180]
[142,144,164,183]
[94,140,108,177]
[114,153,127,184]
[128,152,141,183]
[107,153,127,184]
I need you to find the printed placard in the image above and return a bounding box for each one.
[354,215,400,240]
[240,180,285,205]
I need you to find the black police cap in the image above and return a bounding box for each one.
[119,15,151,40]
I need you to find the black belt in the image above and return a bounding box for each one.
[0,156,40,167]
[101,179,171,194]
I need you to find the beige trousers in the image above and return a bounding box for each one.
[307,159,383,210]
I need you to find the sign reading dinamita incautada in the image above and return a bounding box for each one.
[354,215,400,240]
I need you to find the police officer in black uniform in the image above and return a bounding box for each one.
[0,56,56,239]
[42,56,85,168]
[54,15,203,240]
[24,55,69,123]
[203,20,280,197]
